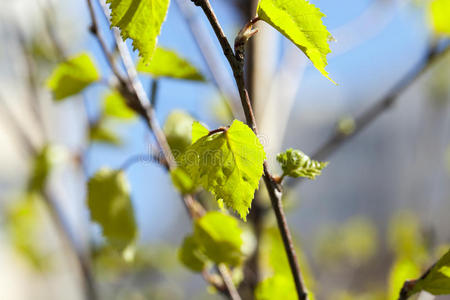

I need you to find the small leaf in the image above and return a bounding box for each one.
[163,110,195,156]
[138,47,205,81]
[410,249,450,295]
[170,167,196,195]
[87,168,137,253]
[277,148,328,179]
[193,211,243,266]
[257,0,335,83]
[429,0,450,36]
[89,122,122,146]
[178,120,266,220]
[107,0,170,63]
[103,90,136,120]
[255,275,296,300]
[178,235,207,272]
[28,146,53,193]
[388,258,421,299]
[46,52,99,100]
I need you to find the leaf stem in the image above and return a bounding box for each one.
[191,0,308,298]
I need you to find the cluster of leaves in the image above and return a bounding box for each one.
[277,148,328,180]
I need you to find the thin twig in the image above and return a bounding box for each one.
[218,264,242,300]
[89,1,239,297]
[149,79,159,108]
[287,42,450,189]
[191,0,308,298]
[174,0,240,118]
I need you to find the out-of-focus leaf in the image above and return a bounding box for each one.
[28,145,53,193]
[107,0,170,63]
[315,217,378,267]
[410,249,450,295]
[163,110,195,156]
[89,122,122,146]
[178,120,265,220]
[170,167,196,195]
[87,168,137,253]
[257,0,335,83]
[255,274,296,300]
[388,258,421,300]
[46,52,99,100]
[7,193,47,270]
[429,0,450,35]
[337,116,356,135]
[178,235,207,272]
[277,148,328,180]
[138,47,205,81]
[193,211,243,266]
[103,90,136,120]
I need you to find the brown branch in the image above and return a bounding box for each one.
[287,41,450,189]
[87,1,240,298]
[191,0,308,299]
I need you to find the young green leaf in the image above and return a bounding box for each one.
[429,0,450,36]
[107,0,170,63]
[277,148,328,180]
[163,110,195,156]
[87,168,137,253]
[27,146,53,193]
[137,47,205,81]
[255,275,296,300]
[410,249,450,296]
[257,0,335,83]
[178,235,207,272]
[170,167,196,195]
[178,120,266,220]
[191,121,209,144]
[46,52,99,100]
[89,122,122,146]
[103,90,136,120]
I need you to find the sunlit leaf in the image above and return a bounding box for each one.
[410,249,450,295]
[429,0,450,35]
[191,121,209,144]
[388,258,421,300]
[170,167,196,195]
[46,52,99,100]
[107,0,170,62]
[277,148,328,180]
[103,90,136,120]
[87,168,137,253]
[255,274,296,300]
[178,120,265,220]
[138,47,205,81]
[163,110,195,156]
[257,0,335,83]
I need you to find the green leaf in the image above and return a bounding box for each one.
[163,110,195,156]
[89,122,122,146]
[191,121,209,144]
[28,145,53,193]
[429,0,450,36]
[170,167,196,195]
[46,52,99,100]
[103,90,136,120]
[178,120,266,220]
[410,249,450,295]
[255,275,296,300]
[193,211,243,265]
[277,148,328,180]
[137,47,205,81]
[178,235,207,272]
[107,0,170,63]
[257,0,335,83]
[388,258,421,300]
[7,193,48,270]
[87,168,137,253]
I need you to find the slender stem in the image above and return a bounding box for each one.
[90,1,239,297]
[192,0,308,298]
[218,264,242,300]
[150,79,159,108]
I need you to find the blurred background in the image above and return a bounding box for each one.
[0,0,449,299]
